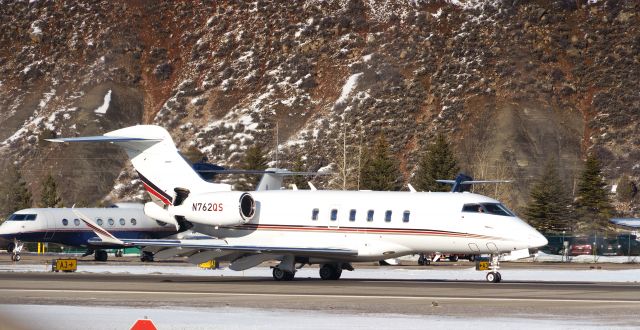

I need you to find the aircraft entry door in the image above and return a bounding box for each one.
[43,212,55,240]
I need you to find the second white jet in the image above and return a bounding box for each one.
[49,125,547,283]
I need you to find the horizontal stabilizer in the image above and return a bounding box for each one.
[46,136,162,143]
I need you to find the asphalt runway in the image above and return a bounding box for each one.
[0,271,639,326]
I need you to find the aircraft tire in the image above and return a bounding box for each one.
[140,251,154,262]
[14,254,21,262]
[7,242,15,253]
[272,268,295,281]
[449,255,459,262]
[486,272,501,283]
[95,250,108,262]
[319,264,342,280]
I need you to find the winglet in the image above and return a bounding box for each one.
[72,208,125,246]
[308,182,317,191]
[407,184,417,193]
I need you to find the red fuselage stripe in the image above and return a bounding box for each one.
[224,224,499,240]
[142,183,172,206]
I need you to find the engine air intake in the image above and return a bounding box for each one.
[240,193,256,220]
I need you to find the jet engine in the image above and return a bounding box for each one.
[145,192,255,227]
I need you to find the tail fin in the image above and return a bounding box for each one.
[48,125,230,205]
[436,173,511,193]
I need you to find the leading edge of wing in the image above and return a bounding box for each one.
[87,238,358,256]
[46,136,162,143]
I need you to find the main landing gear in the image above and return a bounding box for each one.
[9,240,23,262]
[140,251,154,262]
[94,250,108,262]
[272,255,296,281]
[319,263,353,280]
[271,260,354,281]
[272,267,295,281]
[486,254,502,283]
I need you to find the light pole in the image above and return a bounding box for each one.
[562,230,566,262]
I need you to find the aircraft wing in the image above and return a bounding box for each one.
[87,237,358,258]
[610,218,640,228]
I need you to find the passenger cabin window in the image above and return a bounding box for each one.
[62,219,68,226]
[385,210,392,222]
[367,210,374,222]
[330,209,338,221]
[7,214,37,221]
[131,218,137,226]
[349,209,356,222]
[402,211,410,223]
[74,219,80,226]
[311,209,319,221]
[108,218,114,226]
[119,218,125,226]
[97,218,103,226]
[462,203,514,217]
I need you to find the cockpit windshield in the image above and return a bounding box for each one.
[7,214,37,221]
[462,203,514,217]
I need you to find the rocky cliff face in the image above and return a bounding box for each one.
[0,0,638,215]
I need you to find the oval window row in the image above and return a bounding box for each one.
[61,218,137,226]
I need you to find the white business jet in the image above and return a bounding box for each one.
[0,203,179,261]
[48,125,547,283]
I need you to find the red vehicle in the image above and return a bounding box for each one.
[569,237,593,256]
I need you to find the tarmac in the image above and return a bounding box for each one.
[1,253,640,327]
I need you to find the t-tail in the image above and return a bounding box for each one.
[48,125,256,231]
[48,125,231,206]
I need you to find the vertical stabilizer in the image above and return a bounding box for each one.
[49,125,231,205]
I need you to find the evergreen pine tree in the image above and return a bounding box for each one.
[359,136,403,191]
[0,164,32,218]
[289,156,309,190]
[574,154,614,233]
[413,134,459,192]
[523,161,573,233]
[236,145,269,190]
[40,173,62,207]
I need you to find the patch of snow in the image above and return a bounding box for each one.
[30,20,42,35]
[334,72,363,107]
[0,304,614,330]
[94,90,112,115]
[7,262,640,284]
[22,60,42,75]
[317,164,333,174]
[238,50,254,62]
[362,54,373,62]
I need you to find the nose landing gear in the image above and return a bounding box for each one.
[486,254,502,283]
[9,239,23,262]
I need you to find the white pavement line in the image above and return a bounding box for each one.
[1,288,639,304]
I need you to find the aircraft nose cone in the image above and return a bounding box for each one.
[528,232,548,248]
